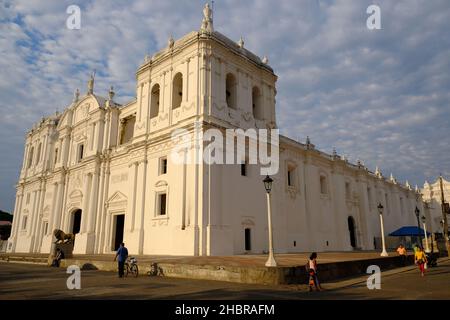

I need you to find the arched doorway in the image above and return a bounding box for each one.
[72,209,82,235]
[347,216,357,248]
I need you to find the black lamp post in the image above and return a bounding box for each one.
[415,206,421,247]
[263,175,276,267]
[263,175,273,193]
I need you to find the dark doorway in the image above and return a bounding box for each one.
[244,228,251,251]
[113,214,125,251]
[72,209,82,234]
[348,216,357,248]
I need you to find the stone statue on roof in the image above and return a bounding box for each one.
[201,3,214,32]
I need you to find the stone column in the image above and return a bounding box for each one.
[135,159,148,254]
[104,111,111,149]
[127,162,138,232]
[80,174,92,233]
[94,163,106,254]
[22,144,29,170]
[28,190,39,237]
[10,193,20,239]
[104,208,112,253]
[53,180,65,231]
[49,183,58,232]
[99,165,111,253]
[41,134,49,170]
[87,170,99,233]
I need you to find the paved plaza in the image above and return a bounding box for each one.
[0,258,449,300]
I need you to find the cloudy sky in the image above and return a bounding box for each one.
[0,0,449,213]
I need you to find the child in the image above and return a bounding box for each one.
[307,252,323,291]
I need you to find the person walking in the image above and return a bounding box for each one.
[307,252,323,291]
[114,243,128,278]
[414,246,428,277]
[396,244,407,266]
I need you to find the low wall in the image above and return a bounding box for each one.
[59,254,420,285]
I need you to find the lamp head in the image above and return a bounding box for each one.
[377,203,384,215]
[263,175,273,193]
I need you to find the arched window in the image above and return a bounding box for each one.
[150,84,160,119]
[226,73,237,109]
[36,143,42,164]
[252,86,262,120]
[172,73,183,109]
[27,147,34,168]
[320,175,327,194]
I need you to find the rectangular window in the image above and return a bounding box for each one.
[345,182,351,199]
[241,163,247,176]
[158,193,167,216]
[385,194,389,214]
[54,148,59,165]
[77,144,84,163]
[245,228,251,251]
[43,222,48,235]
[367,187,372,208]
[159,157,168,175]
[320,176,327,194]
[22,216,28,230]
[287,165,297,187]
[400,197,404,216]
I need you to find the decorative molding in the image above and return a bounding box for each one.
[155,180,168,188]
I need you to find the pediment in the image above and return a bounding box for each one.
[107,191,127,204]
[57,109,73,129]
[155,180,168,188]
[69,189,83,199]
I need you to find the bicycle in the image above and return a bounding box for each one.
[125,257,139,277]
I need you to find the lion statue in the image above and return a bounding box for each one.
[53,229,75,244]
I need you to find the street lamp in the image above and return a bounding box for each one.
[415,206,421,247]
[378,203,388,257]
[421,215,430,253]
[263,175,277,267]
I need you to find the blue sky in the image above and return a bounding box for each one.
[0,0,449,213]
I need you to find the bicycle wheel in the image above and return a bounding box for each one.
[124,263,130,277]
[131,264,139,277]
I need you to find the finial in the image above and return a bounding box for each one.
[200,3,214,32]
[73,88,80,102]
[306,136,311,145]
[168,35,174,49]
[415,185,419,193]
[332,148,337,158]
[405,180,411,189]
[108,86,115,101]
[238,36,244,48]
[262,56,269,64]
[390,173,397,184]
[87,71,95,94]
[375,166,382,178]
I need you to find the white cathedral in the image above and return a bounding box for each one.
[7,4,425,256]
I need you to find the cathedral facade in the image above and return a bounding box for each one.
[7,5,424,256]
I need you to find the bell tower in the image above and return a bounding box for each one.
[132,3,278,143]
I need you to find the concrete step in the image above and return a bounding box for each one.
[0,254,49,265]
